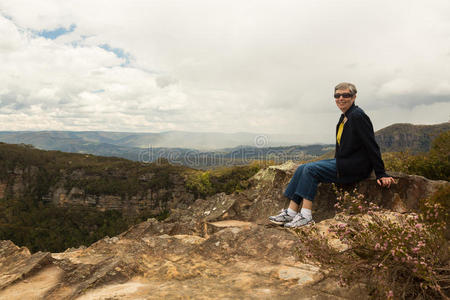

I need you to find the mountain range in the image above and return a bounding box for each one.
[0,130,333,168]
[0,130,309,150]
[375,122,450,153]
[0,122,447,168]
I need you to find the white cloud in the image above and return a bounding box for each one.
[0,0,449,144]
[432,81,450,95]
[378,79,415,97]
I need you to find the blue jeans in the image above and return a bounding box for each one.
[284,159,338,204]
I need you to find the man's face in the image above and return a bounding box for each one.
[334,88,356,113]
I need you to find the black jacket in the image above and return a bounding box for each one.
[335,104,388,183]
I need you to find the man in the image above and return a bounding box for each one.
[269,82,395,228]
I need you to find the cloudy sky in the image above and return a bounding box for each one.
[0,0,449,144]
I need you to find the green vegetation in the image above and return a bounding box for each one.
[0,142,266,252]
[185,161,269,198]
[0,197,123,252]
[295,187,449,299]
[423,185,450,239]
[0,142,187,198]
[0,195,169,253]
[0,143,186,252]
[383,130,450,181]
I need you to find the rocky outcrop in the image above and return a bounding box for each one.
[0,162,447,299]
[1,219,360,299]
[237,163,448,222]
[0,241,54,290]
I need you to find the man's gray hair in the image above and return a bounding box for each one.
[335,82,357,95]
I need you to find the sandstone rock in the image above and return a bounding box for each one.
[311,277,368,299]
[0,265,64,299]
[0,240,53,290]
[0,162,448,299]
[0,219,332,299]
[242,162,449,223]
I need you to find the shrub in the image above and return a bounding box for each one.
[409,131,450,181]
[295,187,449,299]
[383,130,450,181]
[185,171,214,198]
[0,196,171,253]
[383,151,413,174]
[185,161,264,198]
[423,185,450,239]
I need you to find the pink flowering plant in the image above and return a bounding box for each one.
[294,185,449,299]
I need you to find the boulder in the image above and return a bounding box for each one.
[237,161,448,223]
[0,240,53,290]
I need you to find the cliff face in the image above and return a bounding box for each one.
[0,162,447,300]
[0,162,195,217]
[375,122,450,153]
[0,143,202,220]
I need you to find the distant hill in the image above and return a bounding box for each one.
[375,122,450,153]
[307,122,450,160]
[0,122,447,168]
[0,131,333,168]
[0,130,310,150]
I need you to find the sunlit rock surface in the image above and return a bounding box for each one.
[0,161,447,299]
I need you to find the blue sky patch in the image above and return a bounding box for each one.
[99,44,131,65]
[1,13,13,20]
[38,24,76,39]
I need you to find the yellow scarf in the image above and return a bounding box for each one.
[337,120,345,145]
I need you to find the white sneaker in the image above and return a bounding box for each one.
[268,209,295,225]
[284,214,315,228]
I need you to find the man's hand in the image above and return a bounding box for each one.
[377,177,396,188]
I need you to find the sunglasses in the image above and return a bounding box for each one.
[334,93,353,99]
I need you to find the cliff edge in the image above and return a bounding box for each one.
[0,162,447,299]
